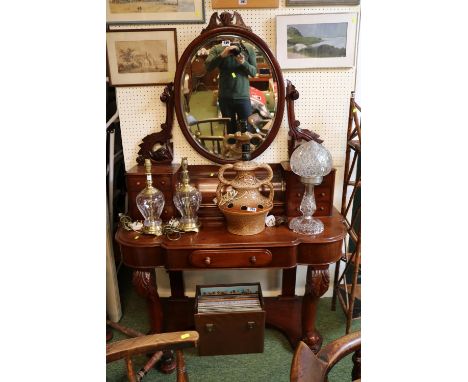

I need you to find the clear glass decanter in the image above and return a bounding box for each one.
[173,157,201,232]
[135,159,165,235]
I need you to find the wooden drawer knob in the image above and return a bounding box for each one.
[296,193,302,197]
[319,207,325,211]
[249,256,257,264]
[320,192,326,196]
[136,181,141,186]
[160,180,166,185]
[204,257,211,266]
[247,321,256,330]
[205,323,214,332]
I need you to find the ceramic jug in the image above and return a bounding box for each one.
[216,161,274,235]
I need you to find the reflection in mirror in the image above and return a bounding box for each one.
[181,35,278,160]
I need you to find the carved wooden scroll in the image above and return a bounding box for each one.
[136,83,174,165]
[202,11,252,34]
[286,80,323,157]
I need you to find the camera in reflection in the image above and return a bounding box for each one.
[222,40,247,56]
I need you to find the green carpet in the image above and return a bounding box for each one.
[107,271,360,382]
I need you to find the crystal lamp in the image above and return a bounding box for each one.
[289,140,333,235]
[173,157,201,232]
[136,159,165,236]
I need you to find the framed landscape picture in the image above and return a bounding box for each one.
[106,0,205,24]
[106,29,178,86]
[276,13,358,69]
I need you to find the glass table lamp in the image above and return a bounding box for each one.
[136,159,165,236]
[289,140,333,235]
[173,157,201,232]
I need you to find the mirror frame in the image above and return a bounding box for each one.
[174,11,285,164]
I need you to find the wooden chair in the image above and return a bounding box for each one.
[189,117,230,154]
[107,328,199,382]
[290,331,361,382]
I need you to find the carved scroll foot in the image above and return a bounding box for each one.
[132,270,176,374]
[132,270,163,334]
[301,266,330,353]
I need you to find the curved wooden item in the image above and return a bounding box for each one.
[202,11,252,33]
[106,331,199,382]
[174,12,285,164]
[286,80,323,157]
[302,267,330,353]
[290,331,360,382]
[136,83,175,165]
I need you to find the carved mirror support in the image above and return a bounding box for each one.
[286,80,323,157]
[136,83,175,165]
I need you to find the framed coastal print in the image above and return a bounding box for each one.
[212,0,279,8]
[106,0,205,24]
[276,13,358,69]
[106,29,178,86]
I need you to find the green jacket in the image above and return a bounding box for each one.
[205,43,257,100]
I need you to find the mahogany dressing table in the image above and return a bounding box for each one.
[115,12,347,368]
[116,209,345,353]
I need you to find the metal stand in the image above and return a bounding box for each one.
[331,92,361,333]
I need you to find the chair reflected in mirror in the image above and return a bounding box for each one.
[188,117,230,155]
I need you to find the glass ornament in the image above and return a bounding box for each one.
[136,159,165,235]
[289,141,333,235]
[173,157,201,232]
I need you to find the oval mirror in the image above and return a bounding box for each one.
[174,12,285,164]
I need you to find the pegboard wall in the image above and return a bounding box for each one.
[109,1,360,298]
[111,0,360,171]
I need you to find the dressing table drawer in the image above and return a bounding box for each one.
[190,249,272,268]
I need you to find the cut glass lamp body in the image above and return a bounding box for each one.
[173,185,201,232]
[136,177,165,235]
[173,157,201,232]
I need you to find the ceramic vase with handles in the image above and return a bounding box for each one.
[216,161,274,235]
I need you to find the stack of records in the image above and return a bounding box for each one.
[197,285,262,314]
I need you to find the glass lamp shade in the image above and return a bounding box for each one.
[290,140,333,181]
[173,157,201,232]
[136,160,165,235]
[289,141,333,235]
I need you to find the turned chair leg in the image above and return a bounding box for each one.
[176,349,189,382]
[125,357,137,382]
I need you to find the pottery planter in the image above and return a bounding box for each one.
[216,161,274,235]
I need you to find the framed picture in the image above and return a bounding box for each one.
[106,0,205,25]
[212,0,279,8]
[286,0,359,5]
[106,29,178,86]
[276,13,358,69]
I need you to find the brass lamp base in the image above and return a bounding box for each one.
[179,218,201,233]
[142,222,163,236]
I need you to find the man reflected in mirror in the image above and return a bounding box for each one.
[205,38,257,135]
